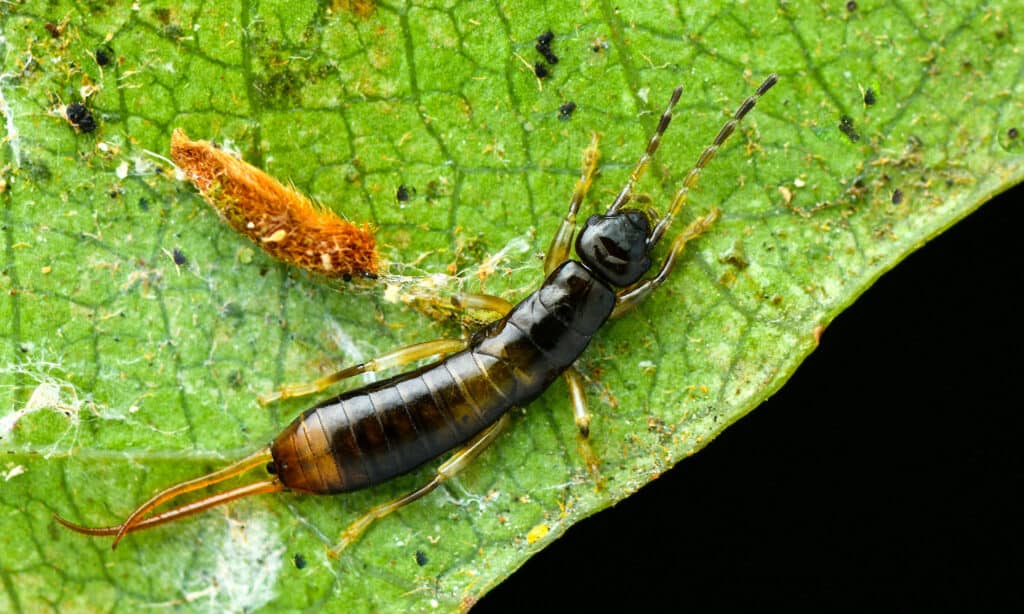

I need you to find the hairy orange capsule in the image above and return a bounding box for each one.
[170,129,377,279]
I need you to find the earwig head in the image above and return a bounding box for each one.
[575,209,653,287]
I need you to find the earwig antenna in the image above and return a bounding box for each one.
[607,86,684,214]
[647,74,778,247]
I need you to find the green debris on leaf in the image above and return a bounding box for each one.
[1,1,1022,611]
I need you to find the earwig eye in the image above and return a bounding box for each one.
[266,462,278,475]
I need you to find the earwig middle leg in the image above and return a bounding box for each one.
[446,292,514,316]
[410,292,514,324]
[564,367,602,480]
[262,293,514,404]
[610,208,721,320]
[259,338,468,404]
[329,414,511,557]
[543,133,601,274]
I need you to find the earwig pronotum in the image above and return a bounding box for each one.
[55,74,778,553]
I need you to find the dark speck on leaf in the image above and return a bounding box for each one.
[396,184,412,201]
[558,101,576,121]
[535,30,558,64]
[95,46,113,66]
[534,62,549,79]
[1009,127,1019,139]
[66,103,96,133]
[222,302,243,320]
[415,550,428,566]
[293,553,307,569]
[172,247,187,265]
[892,188,904,205]
[838,115,860,142]
[863,87,876,106]
[846,1,858,11]
[139,197,150,211]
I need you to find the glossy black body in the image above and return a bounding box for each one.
[271,257,625,494]
[574,211,653,286]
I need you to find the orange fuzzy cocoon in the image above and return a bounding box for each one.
[170,129,377,278]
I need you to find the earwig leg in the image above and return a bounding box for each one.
[259,338,468,405]
[610,208,721,320]
[329,414,511,557]
[564,368,592,437]
[447,293,514,316]
[543,133,600,274]
[412,292,513,324]
[564,367,601,479]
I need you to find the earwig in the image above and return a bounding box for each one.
[55,74,778,553]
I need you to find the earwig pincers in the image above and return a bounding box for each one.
[55,74,778,554]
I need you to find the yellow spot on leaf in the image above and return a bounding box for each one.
[526,523,549,545]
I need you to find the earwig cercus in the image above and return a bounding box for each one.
[55,74,779,554]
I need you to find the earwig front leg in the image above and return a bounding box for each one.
[610,208,721,320]
[329,413,511,557]
[543,133,600,274]
[259,338,468,405]
[539,137,608,473]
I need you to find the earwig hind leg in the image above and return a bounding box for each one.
[259,338,468,405]
[543,133,601,275]
[610,208,721,320]
[329,414,511,558]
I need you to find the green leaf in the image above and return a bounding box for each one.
[1,1,1021,611]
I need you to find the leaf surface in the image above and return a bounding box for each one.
[1,1,1021,611]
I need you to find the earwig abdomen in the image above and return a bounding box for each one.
[270,261,616,494]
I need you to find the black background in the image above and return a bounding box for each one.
[478,182,1023,610]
